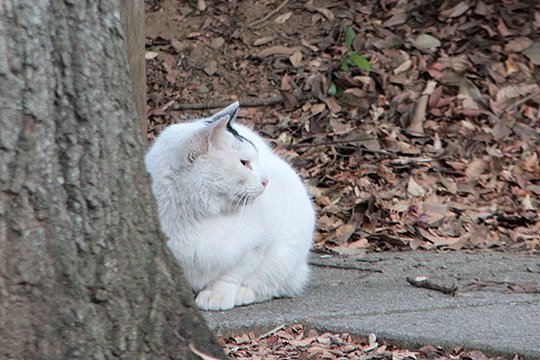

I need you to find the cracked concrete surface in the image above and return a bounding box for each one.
[203,251,540,359]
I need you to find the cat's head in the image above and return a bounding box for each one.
[152,102,268,217]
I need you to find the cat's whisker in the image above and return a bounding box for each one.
[229,194,240,213]
[235,192,250,228]
[230,193,244,213]
[231,191,250,213]
[245,190,255,208]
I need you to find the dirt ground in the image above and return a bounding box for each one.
[144,0,540,255]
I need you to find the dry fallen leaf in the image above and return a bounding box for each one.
[188,343,221,360]
[210,37,225,49]
[253,36,275,47]
[204,60,218,76]
[289,50,303,67]
[315,7,334,21]
[440,1,470,18]
[144,51,159,59]
[496,84,538,105]
[505,37,533,53]
[258,46,304,58]
[197,0,206,11]
[335,223,356,244]
[310,103,326,115]
[383,10,407,27]
[408,177,426,197]
[465,158,488,179]
[274,11,292,24]
[523,42,540,65]
[393,59,412,75]
[522,194,535,211]
[413,34,441,50]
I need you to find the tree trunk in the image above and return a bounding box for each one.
[0,1,224,359]
[120,0,148,144]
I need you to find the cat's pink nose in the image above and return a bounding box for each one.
[261,177,269,188]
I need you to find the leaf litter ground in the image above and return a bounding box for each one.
[218,324,517,360]
[145,0,539,254]
[145,0,538,358]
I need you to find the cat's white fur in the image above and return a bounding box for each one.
[145,102,315,311]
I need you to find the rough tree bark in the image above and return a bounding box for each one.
[120,0,147,143]
[0,1,224,359]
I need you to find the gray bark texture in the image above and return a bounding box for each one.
[0,1,224,359]
[120,0,147,143]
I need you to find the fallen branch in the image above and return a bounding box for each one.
[308,260,383,273]
[385,157,435,166]
[504,90,540,113]
[247,0,290,28]
[289,137,388,150]
[172,96,283,110]
[406,276,458,296]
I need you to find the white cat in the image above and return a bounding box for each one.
[145,102,315,311]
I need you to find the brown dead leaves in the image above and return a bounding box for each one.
[145,0,540,253]
[219,324,511,359]
[220,325,395,359]
[270,0,540,254]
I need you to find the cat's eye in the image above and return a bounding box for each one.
[240,160,252,170]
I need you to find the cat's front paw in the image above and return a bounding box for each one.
[235,286,257,306]
[196,289,236,311]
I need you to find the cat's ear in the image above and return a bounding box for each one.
[187,103,240,162]
[207,114,233,146]
[208,102,239,124]
[187,129,211,163]
[207,102,241,146]
[187,123,225,162]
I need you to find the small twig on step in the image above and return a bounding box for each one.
[247,0,290,28]
[308,260,383,273]
[257,323,286,340]
[172,96,283,111]
[406,276,458,296]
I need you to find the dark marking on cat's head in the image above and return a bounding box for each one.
[206,102,258,151]
[225,120,256,148]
